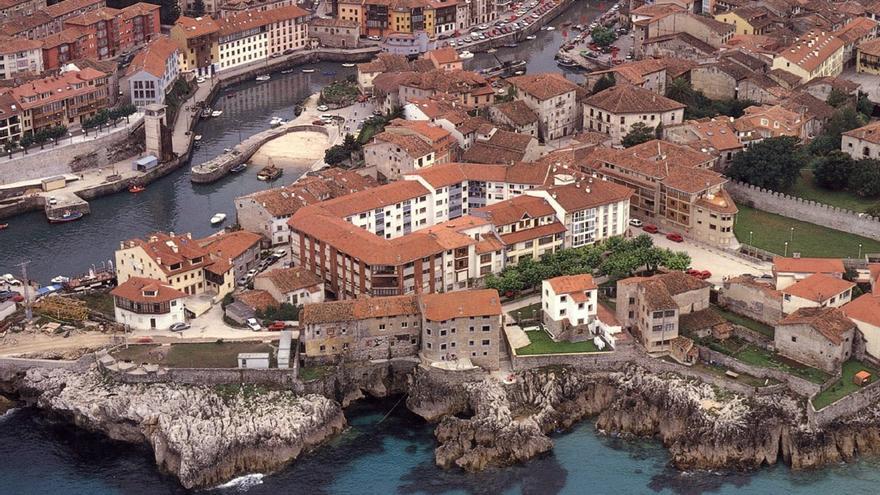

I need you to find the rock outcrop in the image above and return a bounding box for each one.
[18,367,345,489]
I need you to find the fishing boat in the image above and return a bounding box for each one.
[200,108,212,118]
[525,35,536,40]
[294,105,303,116]
[458,50,474,59]
[48,210,83,223]
[270,116,285,127]
[50,275,69,284]
[486,48,497,53]
[545,26,555,31]
[230,163,247,173]
[322,70,336,76]
[211,110,224,117]
[224,148,232,153]
[561,21,572,27]
[281,68,295,74]
[301,68,315,73]
[257,165,282,181]
[341,63,355,67]
[557,57,580,68]
[256,74,271,82]
[0,223,7,230]
[210,213,227,225]
[128,184,145,193]
[480,59,527,78]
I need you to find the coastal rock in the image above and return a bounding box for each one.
[18,367,345,489]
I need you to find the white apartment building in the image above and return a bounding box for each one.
[266,5,309,56]
[583,84,685,146]
[541,274,599,341]
[111,276,187,331]
[0,38,43,80]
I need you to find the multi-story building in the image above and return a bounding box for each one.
[733,104,806,144]
[771,30,844,83]
[507,73,584,142]
[310,17,360,48]
[41,28,88,70]
[473,195,566,265]
[856,38,880,75]
[772,256,845,290]
[0,90,22,146]
[585,59,669,95]
[489,100,539,138]
[125,35,181,109]
[171,16,220,77]
[664,117,744,168]
[215,5,308,71]
[11,66,109,133]
[843,292,880,362]
[842,120,880,159]
[44,0,105,24]
[0,37,43,79]
[0,10,56,39]
[616,271,711,355]
[832,17,878,66]
[196,229,263,283]
[0,0,46,17]
[714,6,778,36]
[62,3,160,60]
[541,274,599,342]
[254,267,325,306]
[582,84,685,146]
[397,69,494,108]
[363,118,456,180]
[264,5,309,57]
[587,140,738,247]
[111,276,187,331]
[774,307,855,373]
[780,273,854,314]
[633,11,734,58]
[420,289,502,369]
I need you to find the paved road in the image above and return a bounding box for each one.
[645,229,772,284]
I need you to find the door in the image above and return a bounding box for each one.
[150,318,156,329]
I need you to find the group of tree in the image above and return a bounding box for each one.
[484,235,691,295]
[82,104,138,133]
[590,73,615,95]
[665,78,756,120]
[11,125,68,153]
[591,26,616,47]
[324,133,362,166]
[726,136,804,191]
[255,303,301,323]
[807,105,868,157]
[813,151,880,199]
[621,122,660,148]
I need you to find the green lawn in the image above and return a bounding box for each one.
[812,359,880,410]
[508,303,542,324]
[703,336,829,384]
[517,329,608,355]
[299,365,334,382]
[789,170,878,213]
[113,342,274,368]
[735,205,880,258]
[712,305,774,338]
[74,292,115,317]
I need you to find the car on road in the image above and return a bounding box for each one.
[246,268,258,278]
[237,276,250,287]
[48,196,57,205]
[196,77,205,84]
[2,274,20,285]
[367,35,381,41]
[666,232,684,242]
[685,269,712,280]
[274,248,287,257]
[629,218,643,227]
[268,321,286,331]
[0,290,18,302]
[316,104,329,111]
[642,224,658,234]
[169,322,191,332]
[246,318,262,331]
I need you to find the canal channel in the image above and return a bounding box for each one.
[0,0,605,284]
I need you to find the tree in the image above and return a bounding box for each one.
[858,92,874,118]
[324,145,351,166]
[726,136,803,191]
[825,106,867,143]
[591,73,615,95]
[826,88,849,108]
[813,151,856,190]
[621,122,655,148]
[591,26,616,47]
[191,0,205,16]
[342,133,361,152]
[158,0,180,25]
[20,134,33,153]
[848,159,880,198]
[654,121,664,140]
[660,250,691,271]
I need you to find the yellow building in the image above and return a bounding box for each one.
[363,0,435,38]
[337,0,364,25]
[171,16,220,77]
[857,38,880,75]
[714,6,774,36]
[771,30,844,83]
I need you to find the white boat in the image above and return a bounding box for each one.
[458,50,474,59]
[546,26,556,31]
[270,117,285,127]
[486,48,497,53]
[211,110,223,117]
[50,275,70,284]
[224,148,232,153]
[301,68,315,73]
[341,63,355,67]
[256,75,271,82]
[281,68,295,74]
[210,213,227,225]
[194,134,203,142]
[525,35,536,40]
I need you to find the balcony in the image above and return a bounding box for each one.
[372,287,401,296]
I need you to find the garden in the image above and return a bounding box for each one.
[812,359,880,410]
[516,328,608,355]
[112,341,275,368]
[701,336,830,384]
[319,78,360,107]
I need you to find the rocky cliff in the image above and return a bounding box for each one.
[18,367,345,489]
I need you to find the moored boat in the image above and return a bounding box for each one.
[194,134,203,142]
[480,59,527,78]
[459,50,474,59]
[48,210,83,223]
[210,213,227,225]
[230,163,247,173]
[302,68,315,73]
[200,108,212,118]
[525,35,536,40]
[281,68,295,74]
[557,57,580,68]
[50,275,70,284]
[211,110,223,117]
[0,223,7,230]
[128,185,145,193]
[270,116,285,127]
[257,165,283,181]
[504,43,518,48]
[341,63,355,67]
[486,48,497,53]
[256,75,271,82]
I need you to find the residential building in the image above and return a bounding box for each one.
[489,100,539,138]
[424,46,461,71]
[218,0,297,17]
[0,0,46,17]
[196,229,263,283]
[397,69,494,108]
[62,3,161,60]
[461,126,540,164]
[633,11,734,58]
[799,76,860,103]
[111,276,186,331]
[0,36,43,79]
[310,17,360,48]
[356,52,415,94]
[690,60,781,103]
[586,140,738,247]
[264,5,309,57]
[642,32,716,62]
[774,307,856,373]
[771,30,845,83]
[664,117,744,167]
[842,120,880,159]
[0,10,56,39]
[856,38,880,74]
[714,6,779,36]
[473,194,566,266]
[420,289,502,370]
[585,58,669,95]
[254,266,324,305]
[833,17,878,66]
[541,274,599,342]
[772,256,845,290]
[582,84,685,146]
[11,66,110,133]
[215,10,268,72]
[381,30,433,56]
[0,91,23,146]
[616,271,711,355]
[843,293,880,361]
[171,15,220,77]
[125,35,181,109]
[780,273,855,314]
[44,0,105,23]
[719,275,783,325]
[41,28,88,70]
[337,0,364,26]
[363,119,454,180]
[733,104,806,144]
[507,72,584,142]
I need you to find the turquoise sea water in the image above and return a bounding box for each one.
[2,399,880,495]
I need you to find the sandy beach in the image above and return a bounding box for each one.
[249,130,329,169]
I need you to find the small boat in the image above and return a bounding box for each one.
[50,275,69,284]
[226,92,236,98]
[0,223,7,230]
[194,134,203,142]
[270,117,285,127]
[341,63,355,67]
[256,74,271,82]
[574,24,584,30]
[128,185,145,193]
[557,57,580,68]
[230,163,247,173]
[281,68,295,74]
[514,70,525,75]
[210,213,227,225]
[211,110,223,117]
[301,68,315,73]
[504,43,518,48]
[201,108,212,118]
[458,50,474,59]
[525,35,537,40]
[547,26,556,31]
[486,48,497,53]
[322,70,336,76]
[48,210,83,223]
[224,148,232,153]
[257,165,282,181]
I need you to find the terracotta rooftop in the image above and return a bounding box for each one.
[426,47,460,66]
[781,273,855,302]
[541,180,633,213]
[197,230,261,264]
[590,140,724,193]
[591,58,668,86]
[499,221,566,245]
[64,7,120,26]
[679,308,726,333]
[372,130,434,157]
[256,267,322,294]
[843,293,880,328]
[584,84,685,114]
[126,35,178,78]
[833,17,877,45]
[301,295,420,324]
[121,232,213,276]
[174,16,220,39]
[473,195,556,226]
[45,0,103,18]
[734,105,803,138]
[420,289,501,321]
[237,290,278,311]
[843,120,880,145]
[492,100,538,127]
[310,17,359,28]
[858,37,880,57]
[725,275,782,300]
[462,129,535,164]
[0,11,52,36]
[687,118,743,152]
[0,35,41,54]
[777,30,844,73]
[239,168,376,218]
[547,274,597,294]
[773,256,845,274]
[507,72,580,101]
[111,276,185,304]
[779,306,855,345]
[314,179,429,219]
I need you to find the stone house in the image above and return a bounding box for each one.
[461,127,540,164]
[585,58,669,95]
[781,273,855,314]
[364,130,438,180]
[664,117,744,168]
[772,256,845,290]
[857,38,880,75]
[254,267,324,306]
[719,275,783,326]
[642,33,716,63]
[774,307,856,373]
[616,271,711,355]
[419,289,502,370]
[633,11,734,58]
[832,17,878,67]
[507,73,584,142]
[843,293,880,361]
[489,100,539,138]
[690,61,779,103]
[309,17,359,48]
[582,84,685,146]
[541,274,598,342]
[300,295,422,363]
[842,121,880,160]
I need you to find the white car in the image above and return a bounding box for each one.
[367,35,381,41]
[629,218,644,227]
[48,196,57,205]
[246,269,258,278]
[316,104,329,111]
[246,318,262,332]
[274,248,287,257]
[196,77,205,84]
[2,274,21,285]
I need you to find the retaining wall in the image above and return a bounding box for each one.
[726,181,880,241]
[808,379,880,426]
[699,346,821,397]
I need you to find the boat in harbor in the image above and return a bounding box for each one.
[48,210,83,223]
[256,75,271,82]
[525,35,537,40]
[270,116,285,127]
[257,165,282,181]
[557,57,581,68]
[341,63,355,67]
[194,134,203,142]
[480,59,527,78]
[50,275,69,284]
[0,223,7,230]
[294,105,303,116]
[544,26,555,31]
[486,48,497,53]
[458,50,474,59]
[62,266,115,292]
[281,68,295,74]
[128,184,145,193]
[201,108,212,118]
[210,213,227,225]
[302,68,315,73]
[230,163,247,173]
[211,110,224,117]
[504,43,518,48]
[226,92,236,98]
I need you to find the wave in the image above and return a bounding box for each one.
[211,473,264,492]
[0,407,20,423]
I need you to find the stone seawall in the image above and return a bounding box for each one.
[808,376,880,426]
[726,181,880,241]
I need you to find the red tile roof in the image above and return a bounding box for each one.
[301,295,420,324]
[844,293,880,328]
[781,273,854,302]
[126,35,179,78]
[473,195,556,226]
[420,289,501,321]
[779,306,855,345]
[777,30,844,73]
[237,290,278,311]
[584,84,685,114]
[111,276,186,304]
[548,274,597,294]
[507,72,579,101]
[542,180,634,212]
[773,256,845,274]
[256,267,323,294]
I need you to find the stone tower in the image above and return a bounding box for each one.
[144,104,168,160]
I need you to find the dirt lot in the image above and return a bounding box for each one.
[112,341,275,368]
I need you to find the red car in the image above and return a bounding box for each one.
[685,268,701,277]
[268,321,286,331]
[699,270,712,280]
[666,232,684,242]
[642,224,658,234]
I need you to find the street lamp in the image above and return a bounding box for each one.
[748,230,753,256]
[859,243,863,259]
[789,227,794,243]
[784,241,789,257]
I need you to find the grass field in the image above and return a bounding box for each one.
[113,342,274,368]
[74,292,115,316]
[516,329,608,355]
[712,305,774,338]
[812,360,879,410]
[789,170,878,213]
[509,303,542,324]
[704,337,830,384]
[734,205,880,258]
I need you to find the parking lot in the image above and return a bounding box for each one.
[438,0,560,51]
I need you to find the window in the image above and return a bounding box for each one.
[481,325,490,332]
[481,339,490,346]
[379,323,385,330]
[791,336,797,343]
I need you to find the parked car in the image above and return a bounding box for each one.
[268,321,286,331]
[642,224,658,234]
[48,196,57,205]
[196,77,205,84]
[685,268,701,278]
[699,270,712,280]
[274,248,287,258]
[666,232,684,242]
[246,318,262,331]
[0,290,17,302]
[169,322,191,332]
[237,276,250,287]
[2,274,20,285]
[367,35,381,41]
[316,104,329,111]
[629,218,643,227]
